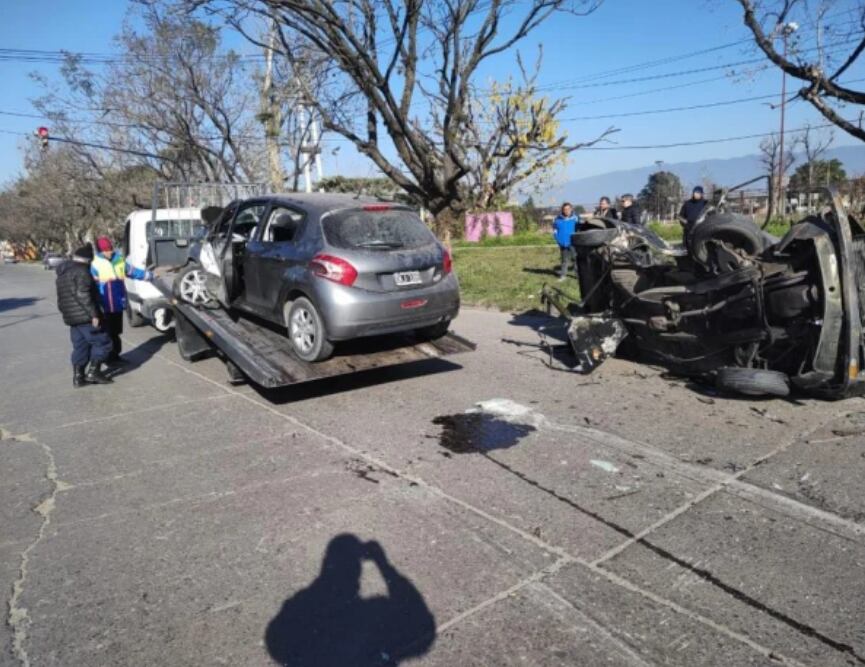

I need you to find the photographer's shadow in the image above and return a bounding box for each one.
[265,534,436,666]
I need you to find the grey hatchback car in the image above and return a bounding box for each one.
[175,193,460,361]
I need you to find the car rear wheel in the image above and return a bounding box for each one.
[173,264,216,308]
[716,367,790,397]
[286,297,334,362]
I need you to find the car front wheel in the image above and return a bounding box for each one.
[286,297,334,362]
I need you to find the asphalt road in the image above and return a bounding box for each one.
[2,262,865,667]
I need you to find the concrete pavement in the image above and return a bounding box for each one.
[2,262,864,666]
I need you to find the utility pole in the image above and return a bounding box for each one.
[310,115,324,185]
[655,160,663,220]
[260,19,285,191]
[777,22,798,218]
[298,105,313,193]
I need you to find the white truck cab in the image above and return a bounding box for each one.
[123,207,203,331]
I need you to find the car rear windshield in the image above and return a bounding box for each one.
[322,208,436,250]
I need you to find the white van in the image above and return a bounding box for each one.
[122,208,203,331]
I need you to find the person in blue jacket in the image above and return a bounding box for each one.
[552,202,580,280]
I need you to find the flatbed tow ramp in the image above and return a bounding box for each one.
[153,272,475,389]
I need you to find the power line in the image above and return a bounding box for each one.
[558,76,865,121]
[526,34,865,93]
[582,119,848,151]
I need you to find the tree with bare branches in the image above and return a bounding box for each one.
[33,3,264,183]
[189,0,613,233]
[735,0,865,142]
[759,131,798,215]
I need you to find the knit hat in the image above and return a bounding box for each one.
[693,186,704,195]
[96,236,113,253]
[73,244,94,261]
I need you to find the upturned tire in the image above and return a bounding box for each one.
[691,214,764,267]
[173,264,217,309]
[716,367,790,397]
[286,297,334,362]
[571,228,618,247]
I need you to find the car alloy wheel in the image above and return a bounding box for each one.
[178,268,213,306]
[290,306,317,355]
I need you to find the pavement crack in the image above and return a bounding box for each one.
[3,429,69,667]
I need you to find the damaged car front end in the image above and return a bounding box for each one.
[542,184,865,399]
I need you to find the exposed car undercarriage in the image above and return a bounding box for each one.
[542,183,865,399]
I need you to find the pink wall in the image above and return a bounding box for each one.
[464,212,514,242]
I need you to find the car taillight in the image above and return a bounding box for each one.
[362,204,392,212]
[442,248,453,275]
[310,254,358,286]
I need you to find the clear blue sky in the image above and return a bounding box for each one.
[0,0,863,187]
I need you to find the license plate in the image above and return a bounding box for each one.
[394,270,422,286]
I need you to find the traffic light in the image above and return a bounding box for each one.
[36,126,49,151]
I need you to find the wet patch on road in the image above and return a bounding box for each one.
[432,413,536,454]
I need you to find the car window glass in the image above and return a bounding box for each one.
[322,208,435,250]
[146,219,203,241]
[233,204,267,241]
[263,206,305,244]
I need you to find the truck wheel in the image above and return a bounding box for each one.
[716,367,790,397]
[286,297,334,362]
[126,302,146,327]
[173,264,215,308]
[416,320,450,340]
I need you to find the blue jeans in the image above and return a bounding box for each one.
[69,324,113,367]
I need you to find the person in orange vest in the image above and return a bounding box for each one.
[91,236,151,363]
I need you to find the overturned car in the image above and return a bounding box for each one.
[542,183,865,399]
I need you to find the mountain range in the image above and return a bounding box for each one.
[542,144,865,206]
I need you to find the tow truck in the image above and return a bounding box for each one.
[146,183,475,389]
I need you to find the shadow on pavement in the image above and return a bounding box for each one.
[0,297,42,313]
[253,357,463,404]
[265,534,435,666]
[108,333,174,377]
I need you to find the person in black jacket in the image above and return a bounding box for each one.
[55,244,113,387]
[619,194,642,225]
[679,186,708,246]
[593,196,618,220]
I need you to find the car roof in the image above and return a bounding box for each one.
[261,192,411,216]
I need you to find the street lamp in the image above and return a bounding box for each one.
[777,21,798,218]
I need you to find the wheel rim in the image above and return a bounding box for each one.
[179,269,212,306]
[290,307,316,354]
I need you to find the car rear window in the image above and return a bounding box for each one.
[322,208,436,250]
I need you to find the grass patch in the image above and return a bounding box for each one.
[452,232,556,248]
[453,245,579,312]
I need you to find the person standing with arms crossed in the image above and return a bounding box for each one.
[552,202,580,281]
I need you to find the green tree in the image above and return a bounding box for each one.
[788,159,847,192]
[638,171,684,219]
